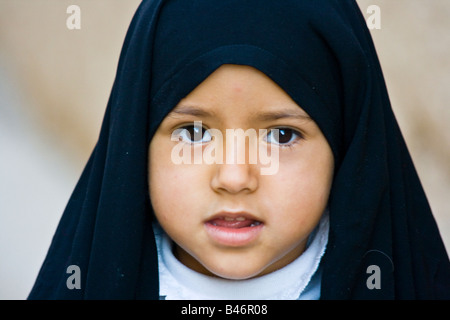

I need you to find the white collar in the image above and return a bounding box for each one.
[153,211,329,300]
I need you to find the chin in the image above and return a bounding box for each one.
[205,262,267,280]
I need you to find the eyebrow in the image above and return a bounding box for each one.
[168,105,312,122]
[255,110,312,122]
[168,105,215,118]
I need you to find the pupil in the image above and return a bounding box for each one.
[189,126,203,141]
[277,129,292,144]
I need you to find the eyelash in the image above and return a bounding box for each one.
[264,127,304,148]
[173,124,304,147]
[173,124,212,144]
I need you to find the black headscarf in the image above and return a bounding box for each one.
[29,0,450,299]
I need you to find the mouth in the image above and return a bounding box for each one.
[204,212,264,247]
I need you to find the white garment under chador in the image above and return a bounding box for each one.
[153,212,329,300]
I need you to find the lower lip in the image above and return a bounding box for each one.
[204,222,264,247]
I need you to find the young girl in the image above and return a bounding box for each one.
[29,0,450,299]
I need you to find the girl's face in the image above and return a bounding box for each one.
[149,64,334,279]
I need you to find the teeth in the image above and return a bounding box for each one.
[250,222,261,227]
[223,216,247,221]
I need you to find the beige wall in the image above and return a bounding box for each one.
[0,1,448,299]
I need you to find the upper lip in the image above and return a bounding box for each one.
[205,211,263,223]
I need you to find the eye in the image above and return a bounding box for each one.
[174,124,212,144]
[264,128,302,146]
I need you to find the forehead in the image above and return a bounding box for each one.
[169,64,311,121]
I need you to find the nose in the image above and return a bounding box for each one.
[211,162,259,194]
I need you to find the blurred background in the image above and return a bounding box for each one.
[0,0,448,299]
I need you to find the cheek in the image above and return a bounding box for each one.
[150,166,192,219]
[149,144,209,226]
[277,161,331,207]
[264,145,333,227]
[149,141,180,222]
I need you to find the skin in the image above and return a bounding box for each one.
[149,64,334,280]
